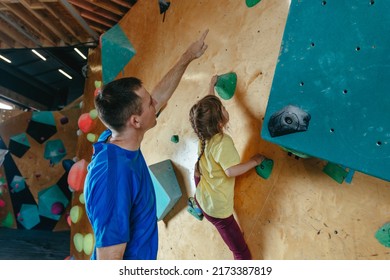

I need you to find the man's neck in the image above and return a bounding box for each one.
[109,129,144,151]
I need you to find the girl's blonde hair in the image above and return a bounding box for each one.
[189,95,228,175]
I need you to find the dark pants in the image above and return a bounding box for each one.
[194,196,252,260]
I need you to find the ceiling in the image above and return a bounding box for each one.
[0,0,138,111]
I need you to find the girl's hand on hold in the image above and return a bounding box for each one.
[209,74,218,95]
[250,154,265,165]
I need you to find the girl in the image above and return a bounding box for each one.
[189,75,265,260]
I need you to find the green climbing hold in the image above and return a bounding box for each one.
[281,147,311,159]
[255,158,274,179]
[1,212,14,228]
[171,135,179,143]
[215,72,237,100]
[322,162,348,184]
[89,109,98,119]
[375,223,390,247]
[94,80,102,89]
[246,0,262,8]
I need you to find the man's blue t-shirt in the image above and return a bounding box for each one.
[84,129,158,260]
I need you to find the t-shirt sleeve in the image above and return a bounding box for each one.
[213,135,241,171]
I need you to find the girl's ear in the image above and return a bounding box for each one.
[129,115,141,128]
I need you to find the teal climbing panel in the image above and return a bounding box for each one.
[261,0,390,182]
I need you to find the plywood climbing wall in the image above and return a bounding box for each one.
[73,0,390,260]
[0,106,80,233]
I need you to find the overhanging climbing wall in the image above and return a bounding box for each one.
[261,0,390,182]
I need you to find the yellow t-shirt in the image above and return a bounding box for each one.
[195,133,240,218]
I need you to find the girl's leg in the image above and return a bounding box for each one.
[195,198,251,260]
[194,174,200,187]
[233,209,243,232]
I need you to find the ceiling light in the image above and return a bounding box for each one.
[32,49,46,61]
[58,69,73,79]
[0,55,11,63]
[74,47,87,60]
[0,101,13,110]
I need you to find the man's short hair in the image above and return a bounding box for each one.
[95,77,143,132]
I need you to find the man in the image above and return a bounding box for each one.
[84,30,209,260]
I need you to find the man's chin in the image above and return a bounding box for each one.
[150,119,157,129]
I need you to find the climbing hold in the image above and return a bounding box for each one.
[73,233,84,253]
[255,158,274,179]
[94,80,102,89]
[89,109,98,120]
[171,135,179,143]
[51,202,65,215]
[83,233,94,255]
[101,24,136,84]
[375,222,390,248]
[70,205,83,224]
[246,0,262,8]
[78,113,96,133]
[268,105,311,137]
[87,133,97,143]
[1,212,14,228]
[79,193,85,204]
[215,72,237,100]
[322,162,348,184]
[44,139,66,164]
[60,116,69,125]
[159,0,171,14]
[94,87,101,97]
[68,159,89,192]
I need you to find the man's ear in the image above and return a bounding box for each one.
[129,115,141,128]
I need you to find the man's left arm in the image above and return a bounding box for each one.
[152,29,209,113]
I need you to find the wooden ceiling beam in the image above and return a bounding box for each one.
[84,0,126,17]
[68,0,121,22]
[0,0,132,49]
[19,0,71,46]
[89,26,105,35]
[59,0,99,40]
[2,2,58,46]
[111,0,133,9]
[0,17,37,48]
[0,12,43,47]
[84,19,106,35]
[42,0,82,42]
[80,10,114,28]
[0,30,16,48]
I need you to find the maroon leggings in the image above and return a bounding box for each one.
[194,196,252,260]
